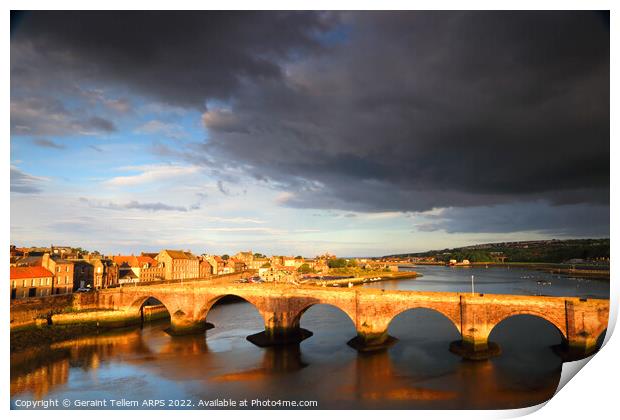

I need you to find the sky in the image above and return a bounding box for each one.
[9,11,610,257]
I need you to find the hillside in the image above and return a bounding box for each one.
[386,238,610,264]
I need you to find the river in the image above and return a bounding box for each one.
[10,265,609,410]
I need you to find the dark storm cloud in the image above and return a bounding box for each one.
[11,11,610,235]
[11,96,117,136]
[11,11,336,107]
[198,11,609,214]
[413,202,609,237]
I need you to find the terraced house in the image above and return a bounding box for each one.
[10,266,54,299]
[113,255,162,284]
[156,250,199,281]
[42,253,74,294]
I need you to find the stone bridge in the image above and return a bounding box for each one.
[93,282,609,361]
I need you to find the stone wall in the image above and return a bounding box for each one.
[10,292,99,329]
[50,309,139,328]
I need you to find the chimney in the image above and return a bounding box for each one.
[42,253,50,269]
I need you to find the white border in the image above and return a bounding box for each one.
[4,2,617,420]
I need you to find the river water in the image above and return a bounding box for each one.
[10,266,609,410]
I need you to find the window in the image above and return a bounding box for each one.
[23,279,27,287]
[31,279,35,287]
[66,267,69,272]
[11,281,15,288]
[57,267,61,272]
[46,278,50,285]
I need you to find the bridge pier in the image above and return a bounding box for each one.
[555,300,607,361]
[449,298,501,360]
[449,339,501,361]
[246,311,313,347]
[165,312,212,336]
[554,333,602,362]
[348,318,397,352]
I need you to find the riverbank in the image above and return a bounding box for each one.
[11,323,118,353]
[10,304,170,353]
[302,271,419,287]
[399,262,609,279]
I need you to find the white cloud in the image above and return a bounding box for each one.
[204,227,284,234]
[79,197,197,212]
[103,164,201,187]
[202,216,265,224]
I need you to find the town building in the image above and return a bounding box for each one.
[259,265,298,283]
[283,256,305,269]
[10,266,54,299]
[156,250,199,280]
[229,257,247,272]
[248,257,269,270]
[42,253,75,294]
[73,260,94,289]
[304,259,329,274]
[71,257,119,289]
[233,251,254,265]
[198,257,214,278]
[90,257,120,287]
[203,255,223,275]
[50,245,81,259]
[113,255,162,284]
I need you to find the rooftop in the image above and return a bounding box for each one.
[11,266,54,280]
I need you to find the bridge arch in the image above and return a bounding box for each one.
[292,301,356,329]
[488,310,568,341]
[129,294,174,317]
[387,306,461,335]
[293,302,357,331]
[196,293,266,324]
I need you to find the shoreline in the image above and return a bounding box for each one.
[10,304,170,354]
[400,262,609,279]
[302,271,419,287]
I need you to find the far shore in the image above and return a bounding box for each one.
[398,261,609,278]
[302,271,419,287]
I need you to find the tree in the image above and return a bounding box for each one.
[254,253,266,258]
[222,254,230,260]
[295,255,303,260]
[298,263,312,274]
[327,258,347,268]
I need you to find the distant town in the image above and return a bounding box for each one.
[9,245,410,300]
[10,238,610,300]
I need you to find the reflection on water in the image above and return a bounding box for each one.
[10,267,608,409]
